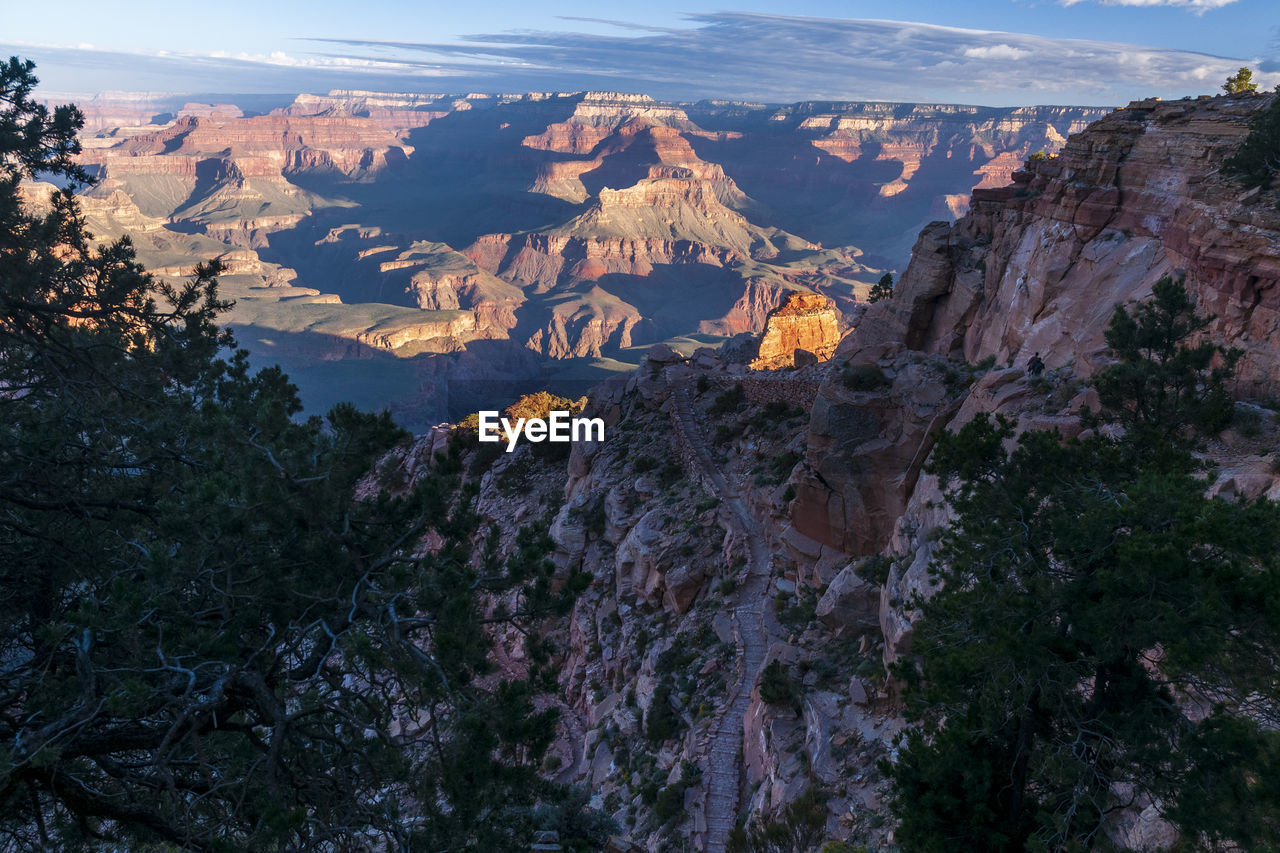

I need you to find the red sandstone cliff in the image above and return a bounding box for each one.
[786,94,1280,707]
[793,93,1280,561]
[897,93,1280,395]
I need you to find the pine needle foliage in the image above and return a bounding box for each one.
[0,57,596,852]
[886,279,1280,852]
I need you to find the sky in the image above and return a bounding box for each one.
[4,0,1279,106]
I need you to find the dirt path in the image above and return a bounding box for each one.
[670,384,773,852]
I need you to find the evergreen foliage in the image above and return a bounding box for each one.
[0,57,588,851]
[727,787,830,853]
[1223,66,1259,95]
[758,659,797,708]
[886,279,1280,852]
[868,273,894,303]
[1224,92,1280,191]
[1089,275,1238,452]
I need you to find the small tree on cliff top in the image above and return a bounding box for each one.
[887,279,1280,852]
[1223,66,1259,95]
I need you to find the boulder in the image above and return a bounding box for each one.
[645,343,685,364]
[816,563,881,634]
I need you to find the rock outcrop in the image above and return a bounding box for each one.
[893,93,1280,396]
[749,292,841,370]
[793,92,1280,562]
[522,92,697,156]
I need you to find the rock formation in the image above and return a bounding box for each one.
[894,94,1280,394]
[748,292,841,370]
[346,90,1280,851]
[65,87,1104,435]
[794,92,1280,561]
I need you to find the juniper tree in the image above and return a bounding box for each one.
[886,279,1280,852]
[1223,66,1259,95]
[1225,90,1280,191]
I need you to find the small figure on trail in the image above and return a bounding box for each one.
[1027,352,1045,377]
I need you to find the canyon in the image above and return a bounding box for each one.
[49,81,1280,850]
[60,89,1104,430]
[363,90,1280,850]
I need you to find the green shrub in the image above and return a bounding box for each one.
[780,594,818,631]
[656,643,698,676]
[645,683,680,744]
[1225,92,1280,190]
[868,272,894,303]
[972,354,997,372]
[710,383,747,415]
[1235,406,1265,438]
[759,660,796,707]
[1223,66,1259,95]
[771,450,802,481]
[653,784,685,822]
[653,761,701,823]
[819,842,869,853]
[728,787,830,853]
[860,554,892,586]
[633,454,659,473]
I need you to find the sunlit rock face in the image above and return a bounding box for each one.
[748,292,841,370]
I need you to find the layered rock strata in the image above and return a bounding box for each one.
[748,292,842,369]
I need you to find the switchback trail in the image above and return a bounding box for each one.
[670,384,773,852]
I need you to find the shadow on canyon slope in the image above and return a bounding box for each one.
[286,99,587,248]
[232,323,609,430]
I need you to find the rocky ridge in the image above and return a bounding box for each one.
[433,91,1280,850]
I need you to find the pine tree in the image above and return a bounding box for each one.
[1225,91,1280,190]
[1223,66,1259,95]
[868,273,895,303]
[886,280,1280,851]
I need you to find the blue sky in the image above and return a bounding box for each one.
[5,0,1278,105]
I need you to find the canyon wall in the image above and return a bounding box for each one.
[794,92,1280,560]
[357,91,1280,849]
[66,87,1103,429]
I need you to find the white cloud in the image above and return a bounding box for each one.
[314,13,1274,105]
[963,44,1033,60]
[1060,0,1239,12]
[8,13,1278,106]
